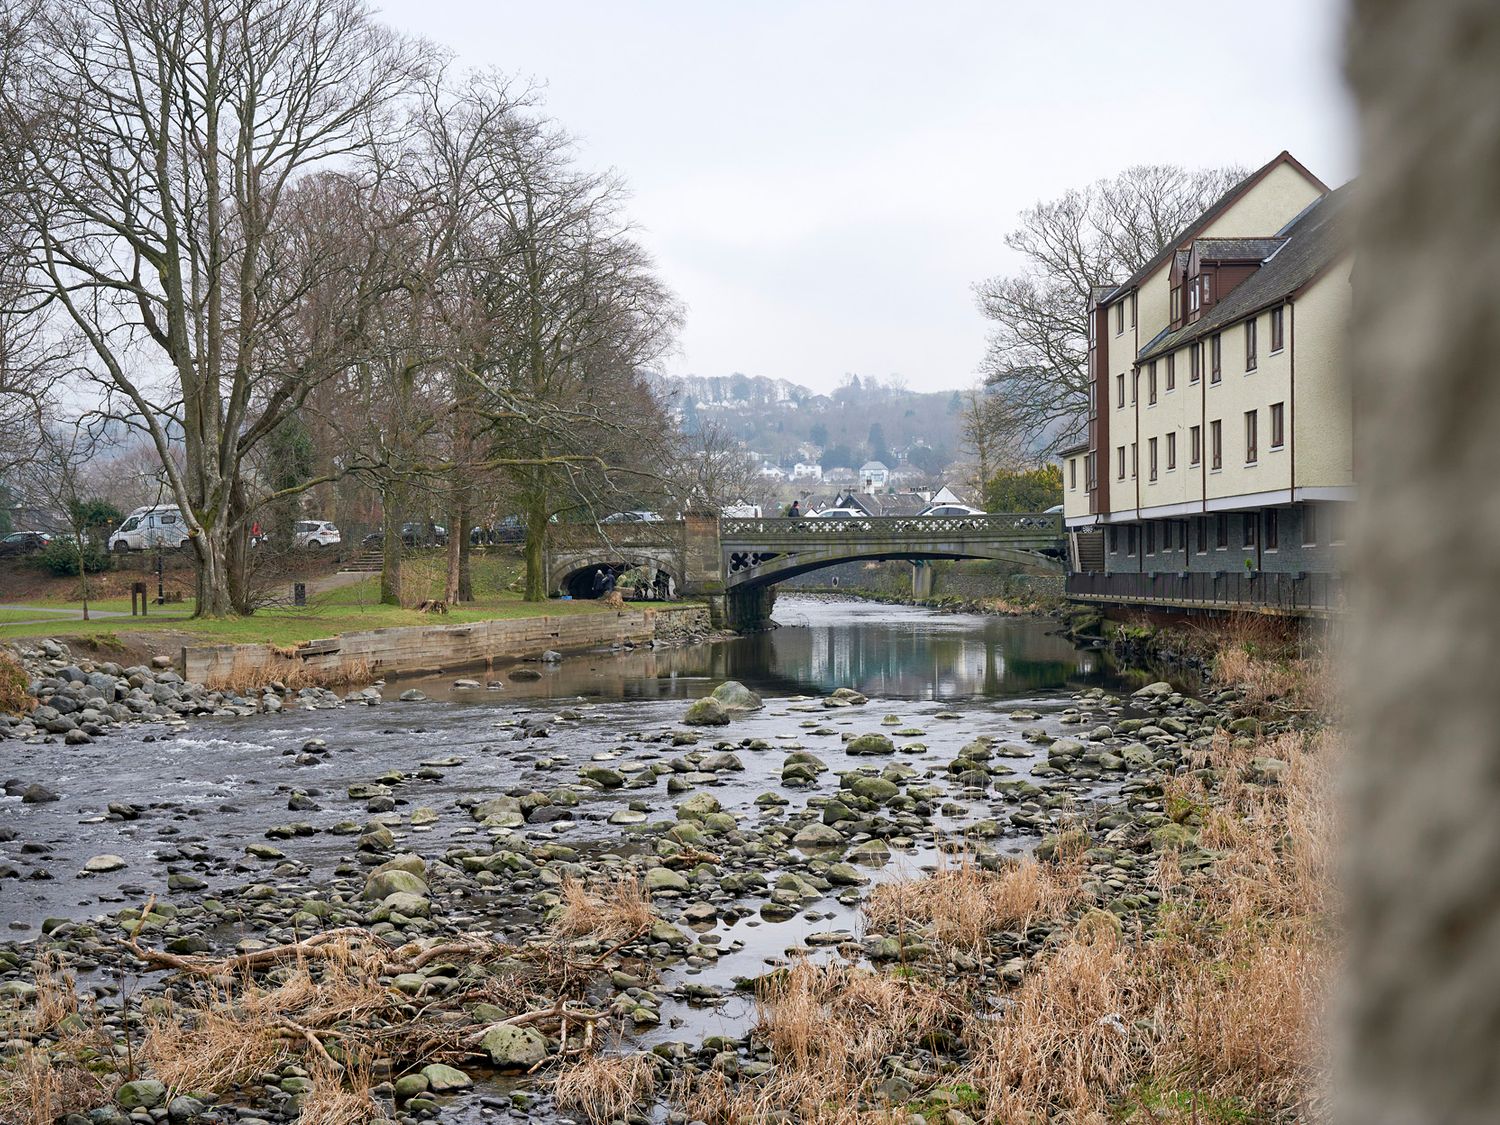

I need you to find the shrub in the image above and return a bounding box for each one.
[37,536,110,576]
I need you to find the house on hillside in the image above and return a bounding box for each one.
[1060,151,1352,615]
[823,467,857,486]
[859,461,890,494]
[758,464,787,481]
[792,462,823,481]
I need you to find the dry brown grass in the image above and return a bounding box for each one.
[672,960,960,1122]
[202,656,375,695]
[0,1045,111,1125]
[961,726,1338,1123]
[0,649,32,715]
[554,873,656,944]
[1198,611,1331,712]
[297,1063,379,1125]
[554,1053,658,1124]
[865,854,1083,953]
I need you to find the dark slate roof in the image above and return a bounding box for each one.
[1099,151,1330,305]
[1193,237,1287,261]
[1137,184,1353,364]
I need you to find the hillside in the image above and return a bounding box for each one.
[654,373,965,475]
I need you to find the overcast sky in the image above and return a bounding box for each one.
[377,0,1355,394]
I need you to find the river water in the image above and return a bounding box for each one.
[1,596,1132,1115]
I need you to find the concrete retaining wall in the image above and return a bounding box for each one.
[182,605,707,684]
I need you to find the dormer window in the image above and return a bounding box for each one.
[1201,275,1212,303]
[1189,280,1200,312]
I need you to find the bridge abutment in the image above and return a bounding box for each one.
[709,586,776,631]
[911,561,936,599]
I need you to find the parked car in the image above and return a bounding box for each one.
[492,516,526,543]
[293,520,341,548]
[601,510,663,524]
[919,503,986,517]
[401,521,448,547]
[109,505,189,551]
[808,508,865,519]
[0,531,52,557]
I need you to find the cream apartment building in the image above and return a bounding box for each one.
[1060,152,1353,613]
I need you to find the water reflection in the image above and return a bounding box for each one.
[403,596,1110,704]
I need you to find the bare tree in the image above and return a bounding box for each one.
[0,0,430,616]
[957,385,1028,499]
[675,419,772,513]
[12,417,105,618]
[973,163,1246,456]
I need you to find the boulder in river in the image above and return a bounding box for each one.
[480,1023,549,1068]
[708,680,763,713]
[361,868,428,900]
[823,687,868,707]
[682,696,730,726]
[846,733,895,755]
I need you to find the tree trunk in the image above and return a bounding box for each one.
[193,526,236,618]
[443,492,462,605]
[457,497,474,603]
[1339,3,1500,1122]
[523,493,547,602]
[380,485,403,606]
[227,482,254,615]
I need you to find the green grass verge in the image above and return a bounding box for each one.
[0,556,619,646]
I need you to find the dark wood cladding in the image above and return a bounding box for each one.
[1087,302,1111,516]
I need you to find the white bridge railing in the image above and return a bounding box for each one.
[719,513,1061,539]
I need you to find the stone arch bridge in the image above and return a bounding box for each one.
[544,512,1064,630]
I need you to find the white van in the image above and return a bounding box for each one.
[109,505,190,552]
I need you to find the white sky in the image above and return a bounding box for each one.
[376,0,1356,394]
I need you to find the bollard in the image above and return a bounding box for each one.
[293,582,306,607]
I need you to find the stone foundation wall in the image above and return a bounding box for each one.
[181,604,707,683]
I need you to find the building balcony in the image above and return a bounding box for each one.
[1065,569,1343,616]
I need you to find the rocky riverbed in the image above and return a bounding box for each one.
[0,604,1301,1125]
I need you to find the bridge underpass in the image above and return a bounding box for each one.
[544,512,1064,631]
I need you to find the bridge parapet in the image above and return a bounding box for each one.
[720,512,1061,547]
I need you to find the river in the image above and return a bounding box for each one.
[0,595,1138,1117]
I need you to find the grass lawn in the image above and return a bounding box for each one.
[0,554,626,646]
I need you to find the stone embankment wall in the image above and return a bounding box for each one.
[182,604,710,684]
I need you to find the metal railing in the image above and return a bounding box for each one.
[720,513,1062,540]
[1065,569,1344,614]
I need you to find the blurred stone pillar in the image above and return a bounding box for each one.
[1341,1,1500,1122]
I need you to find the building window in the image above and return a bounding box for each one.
[1127,525,1137,556]
[1266,509,1280,551]
[1166,353,1176,391]
[1166,431,1177,470]
[1115,302,1124,334]
[1130,293,1137,328]
[1087,451,1096,490]
[1149,437,1158,481]
[1069,459,1077,490]
[1211,334,1222,383]
[1110,526,1120,553]
[1245,409,1258,464]
[1190,425,1202,466]
[1215,513,1228,549]
[1162,520,1172,551]
[1210,419,1222,470]
[1190,278,1200,312]
[1131,370,1139,405]
[1270,401,1285,449]
[1171,287,1181,322]
[1145,521,1156,555]
[1270,305,1285,353]
[1117,446,1126,480]
[1131,442,1138,479]
[1243,512,1258,548]
[1202,274,1212,303]
[1148,362,1157,404]
[1116,372,1124,407]
[1190,343,1202,383]
[1246,318,1258,371]
[1197,517,1208,554]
